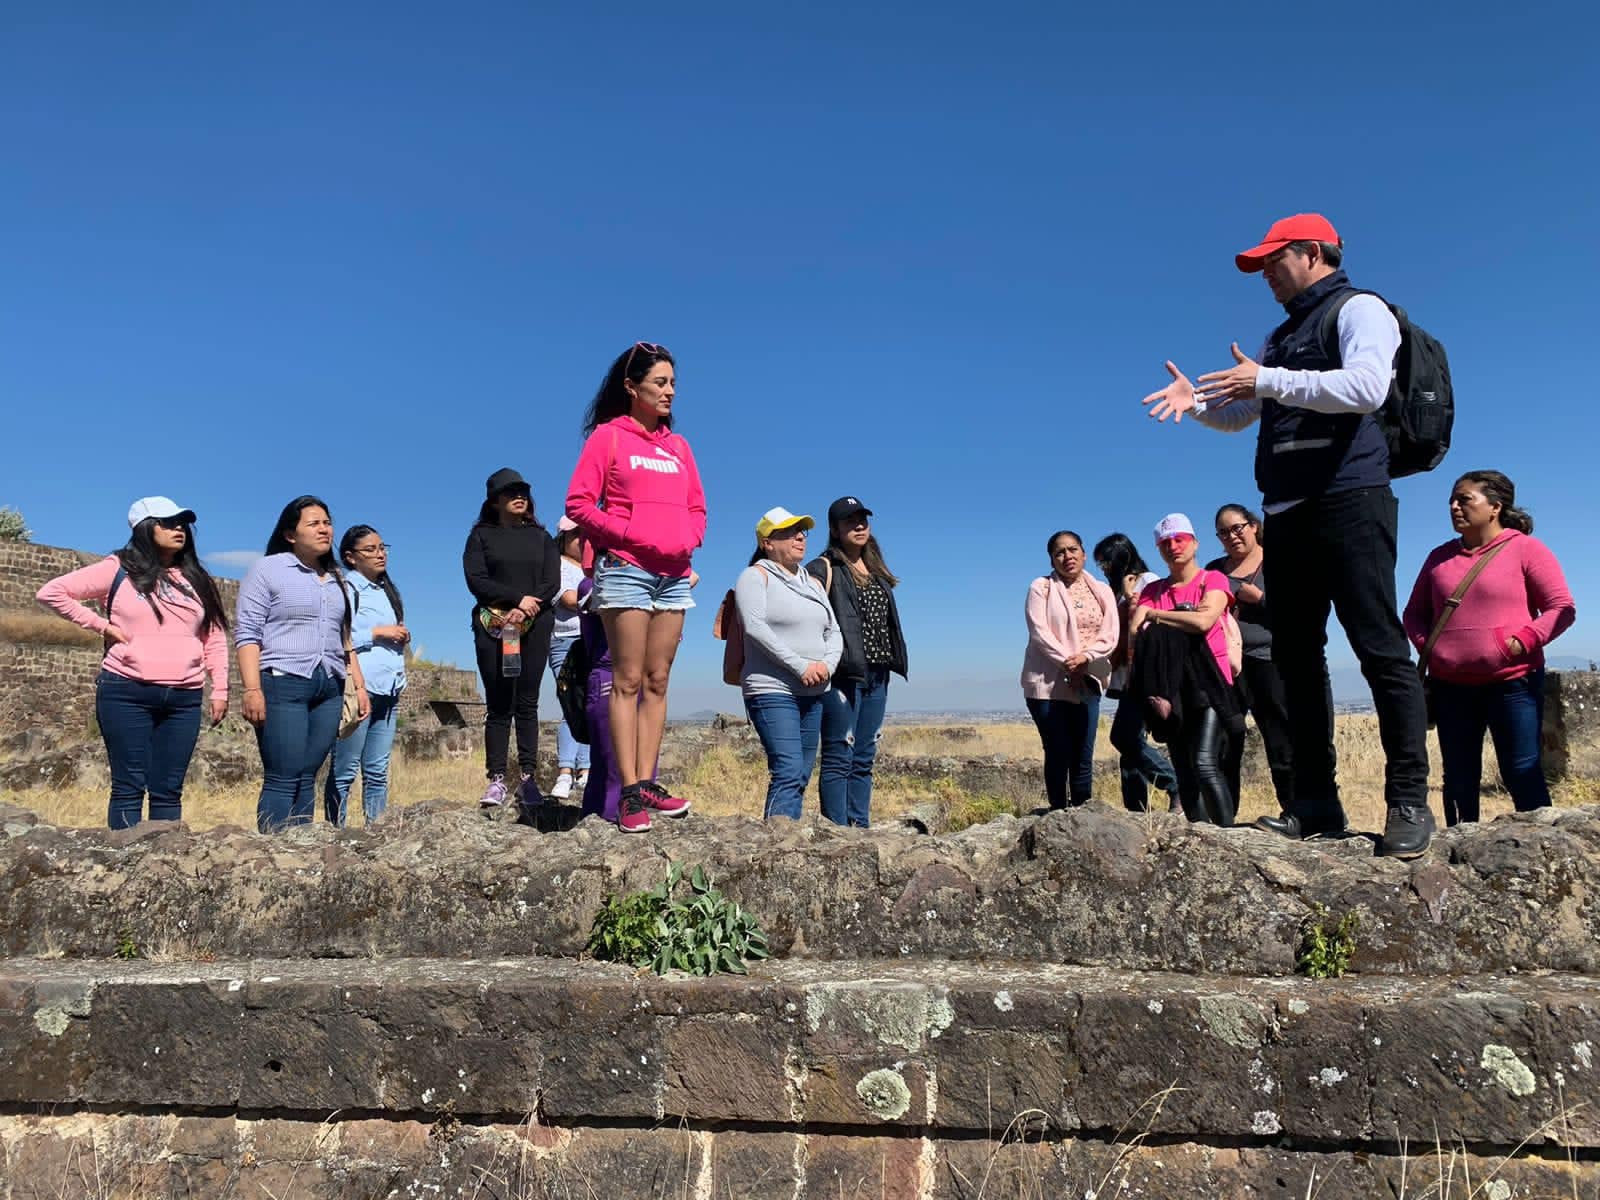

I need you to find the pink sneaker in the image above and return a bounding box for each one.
[639,779,690,818]
[479,775,508,808]
[617,786,652,834]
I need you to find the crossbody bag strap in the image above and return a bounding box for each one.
[1419,540,1512,670]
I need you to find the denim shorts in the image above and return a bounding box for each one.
[591,554,695,612]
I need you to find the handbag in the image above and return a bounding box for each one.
[337,670,364,740]
[1417,539,1512,728]
[1195,574,1245,677]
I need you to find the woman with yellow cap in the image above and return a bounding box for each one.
[736,507,842,819]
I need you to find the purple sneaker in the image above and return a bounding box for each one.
[517,775,544,809]
[479,775,508,808]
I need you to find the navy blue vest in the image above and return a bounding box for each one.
[1254,269,1390,505]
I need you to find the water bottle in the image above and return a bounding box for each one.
[500,619,522,678]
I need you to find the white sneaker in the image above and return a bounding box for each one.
[550,772,574,800]
[575,769,590,792]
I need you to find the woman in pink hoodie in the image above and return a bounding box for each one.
[36,497,231,828]
[1404,470,1576,825]
[565,342,703,828]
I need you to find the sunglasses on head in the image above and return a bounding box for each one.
[622,341,669,381]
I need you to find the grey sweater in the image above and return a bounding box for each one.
[736,561,842,697]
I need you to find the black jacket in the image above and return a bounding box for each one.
[805,551,908,683]
[1129,623,1239,744]
[462,523,560,626]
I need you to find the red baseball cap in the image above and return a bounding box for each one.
[1235,213,1341,273]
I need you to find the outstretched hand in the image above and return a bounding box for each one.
[1142,362,1197,423]
[1196,343,1260,407]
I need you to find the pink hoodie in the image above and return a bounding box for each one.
[1403,529,1575,686]
[36,556,229,697]
[565,416,707,579]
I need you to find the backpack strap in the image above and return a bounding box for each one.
[1318,288,1390,366]
[1418,539,1513,672]
[105,566,128,624]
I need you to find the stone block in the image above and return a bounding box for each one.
[663,1014,794,1121]
[804,1135,925,1200]
[708,1131,802,1198]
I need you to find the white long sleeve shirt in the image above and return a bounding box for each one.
[1194,294,1400,432]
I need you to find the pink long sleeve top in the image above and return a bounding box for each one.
[1403,529,1576,686]
[1020,573,1119,701]
[36,556,229,697]
[565,416,707,579]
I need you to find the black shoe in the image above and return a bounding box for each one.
[1255,812,1347,840]
[1378,805,1435,859]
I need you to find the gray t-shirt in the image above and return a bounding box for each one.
[736,561,843,697]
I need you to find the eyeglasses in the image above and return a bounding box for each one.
[355,543,392,555]
[1215,522,1251,539]
[622,341,669,381]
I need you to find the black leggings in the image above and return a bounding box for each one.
[1169,707,1236,826]
[473,617,553,781]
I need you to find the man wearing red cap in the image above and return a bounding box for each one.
[1141,213,1433,858]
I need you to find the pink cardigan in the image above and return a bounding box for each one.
[1403,529,1575,686]
[1020,573,1119,701]
[36,556,229,697]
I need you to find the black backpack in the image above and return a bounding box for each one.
[554,636,593,745]
[1320,289,1453,478]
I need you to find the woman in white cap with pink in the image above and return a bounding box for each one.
[36,497,231,828]
[1128,512,1241,825]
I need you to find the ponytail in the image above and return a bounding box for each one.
[1457,470,1534,536]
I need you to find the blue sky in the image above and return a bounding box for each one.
[2,3,1592,714]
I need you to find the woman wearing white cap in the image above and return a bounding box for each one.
[737,507,843,820]
[547,517,592,799]
[1129,513,1241,825]
[36,497,231,828]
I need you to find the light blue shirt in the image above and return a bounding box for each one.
[234,553,349,680]
[347,574,406,697]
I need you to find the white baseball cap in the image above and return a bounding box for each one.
[127,497,197,529]
[1153,512,1196,542]
[755,507,815,539]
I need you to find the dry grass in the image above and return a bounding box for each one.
[0,608,101,647]
[2,716,1592,834]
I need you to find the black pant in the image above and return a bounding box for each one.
[1170,707,1236,825]
[1109,695,1179,812]
[1223,655,1296,814]
[1264,486,1428,825]
[473,616,553,781]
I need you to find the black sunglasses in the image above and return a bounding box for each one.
[155,516,190,530]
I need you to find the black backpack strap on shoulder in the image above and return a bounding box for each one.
[105,566,128,623]
[1317,287,1379,366]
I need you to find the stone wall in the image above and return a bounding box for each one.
[0,540,477,745]
[3,802,1600,1197]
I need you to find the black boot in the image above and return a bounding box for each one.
[1255,809,1347,840]
[1378,805,1435,858]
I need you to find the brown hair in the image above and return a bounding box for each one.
[1456,470,1533,535]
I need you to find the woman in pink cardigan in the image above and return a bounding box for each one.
[1021,530,1119,808]
[1404,470,1576,825]
[36,497,231,828]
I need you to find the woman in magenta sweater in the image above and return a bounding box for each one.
[565,342,703,824]
[1404,470,1576,825]
[36,497,230,828]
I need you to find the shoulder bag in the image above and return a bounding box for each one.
[1417,540,1512,728]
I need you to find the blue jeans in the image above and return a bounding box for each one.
[1108,695,1178,812]
[94,671,203,829]
[746,692,824,820]
[256,665,343,833]
[324,691,401,826]
[1025,694,1101,809]
[819,667,890,827]
[1432,668,1551,825]
[547,636,592,772]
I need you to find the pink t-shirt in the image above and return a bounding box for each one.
[1139,570,1236,685]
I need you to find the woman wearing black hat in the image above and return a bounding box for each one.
[462,468,561,812]
[806,496,908,827]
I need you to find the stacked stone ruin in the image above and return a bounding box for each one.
[2,798,1599,1198]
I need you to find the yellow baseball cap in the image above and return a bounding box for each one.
[755,507,815,539]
